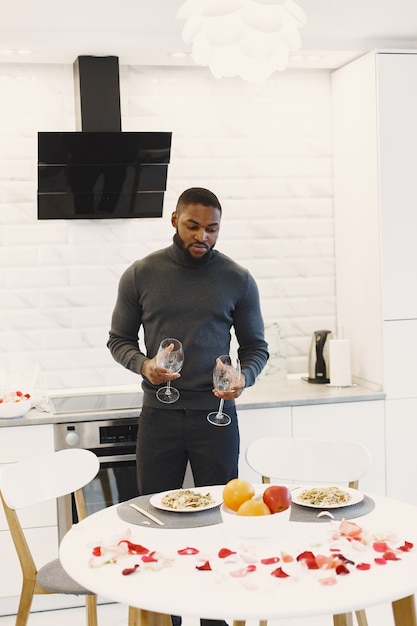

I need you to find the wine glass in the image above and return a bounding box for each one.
[207,355,241,426]
[155,338,184,404]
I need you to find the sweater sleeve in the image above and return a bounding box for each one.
[234,271,269,387]
[107,264,147,375]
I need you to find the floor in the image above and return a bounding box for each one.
[0,601,399,626]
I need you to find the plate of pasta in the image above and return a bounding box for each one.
[291,485,364,509]
[150,487,223,513]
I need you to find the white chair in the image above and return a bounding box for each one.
[243,436,372,626]
[0,448,100,626]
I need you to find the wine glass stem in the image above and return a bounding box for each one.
[217,398,224,416]
[165,381,172,396]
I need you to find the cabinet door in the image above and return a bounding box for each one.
[292,400,385,494]
[378,52,417,320]
[386,398,417,505]
[238,407,292,482]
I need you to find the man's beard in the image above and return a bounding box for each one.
[174,232,214,266]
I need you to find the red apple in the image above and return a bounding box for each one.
[262,485,292,513]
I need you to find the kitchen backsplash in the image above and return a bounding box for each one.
[0,63,335,391]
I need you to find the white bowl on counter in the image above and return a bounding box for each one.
[0,398,32,419]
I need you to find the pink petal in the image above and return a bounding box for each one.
[178,547,199,555]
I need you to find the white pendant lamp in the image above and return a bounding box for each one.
[177,0,307,83]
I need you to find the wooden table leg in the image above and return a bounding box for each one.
[128,607,172,626]
[392,595,417,626]
[333,613,354,626]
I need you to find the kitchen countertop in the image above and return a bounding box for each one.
[0,377,385,428]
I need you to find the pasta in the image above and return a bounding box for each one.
[161,489,214,510]
[297,485,351,506]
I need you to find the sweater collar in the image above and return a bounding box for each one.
[168,234,216,268]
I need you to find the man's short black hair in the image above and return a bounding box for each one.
[176,187,222,214]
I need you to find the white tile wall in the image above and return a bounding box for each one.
[0,63,335,392]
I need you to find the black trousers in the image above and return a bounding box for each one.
[136,406,240,495]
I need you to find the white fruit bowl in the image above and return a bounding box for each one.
[0,397,32,419]
[220,502,291,539]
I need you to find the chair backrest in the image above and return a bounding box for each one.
[245,437,371,488]
[0,448,100,510]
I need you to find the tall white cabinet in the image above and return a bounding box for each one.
[331,51,417,504]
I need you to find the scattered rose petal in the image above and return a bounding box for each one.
[118,540,149,555]
[374,557,387,565]
[218,548,237,558]
[339,520,363,537]
[261,557,280,565]
[196,560,212,571]
[281,551,294,563]
[122,564,140,576]
[335,564,350,575]
[92,546,102,556]
[356,562,371,571]
[319,576,337,586]
[373,541,388,553]
[178,547,199,555]
[383,551,400,561]
[271,567,289,578]
[399,541,414,552]
[230,565,257,578]
[142,551,158,563]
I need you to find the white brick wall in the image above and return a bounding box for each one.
[0,63,335,392]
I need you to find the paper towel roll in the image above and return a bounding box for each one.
[329,339,352,387]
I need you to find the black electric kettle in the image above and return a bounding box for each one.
[306,330,333,384]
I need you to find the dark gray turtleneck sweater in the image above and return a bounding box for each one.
[107,239,269,410]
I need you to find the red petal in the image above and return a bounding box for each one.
[122,564,140,576]
[92,546,102,557]
[356,562,371,570]
[118,540,149,555]
[383,551,400,561]
[218,548,237,558]
[196,560,212,571]
[374,557,387,565]
[271,567,289,578]
[335,564,350,575]
[142,551,158,563]
[297,550,315,562]
[261,556,280,565]
[399,541,414,552]
[178,547,199,555]
[373,541,388,553]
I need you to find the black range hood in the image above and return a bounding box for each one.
[37,56,172,220]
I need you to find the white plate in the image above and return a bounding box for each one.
[150,486,223,513]
[291,485,364,509]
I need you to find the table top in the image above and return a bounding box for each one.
[59,486,417,621]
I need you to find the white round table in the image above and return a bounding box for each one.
[60,487,417,625]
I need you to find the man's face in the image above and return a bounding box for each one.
[171,203,221,259]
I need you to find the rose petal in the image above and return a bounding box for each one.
[373,541,388,553]
[356,562,371,570]
[271,566,290,578]
[218,548,237,558]
[399,541,414,552]
[261,556,280,565]
[118,540,149,555]
[335,564,350,575]
[196,560,212,571]
[122,564,140,576]
[178,547,199,555]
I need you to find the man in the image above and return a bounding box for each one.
[108,187,268,495]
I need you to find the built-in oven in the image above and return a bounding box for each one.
[54,417,139,540]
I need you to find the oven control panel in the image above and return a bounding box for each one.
[54,418,138,450]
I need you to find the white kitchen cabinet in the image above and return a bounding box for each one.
[0,424,57,605]
[385,398,417,506]
[238,406,292,482]
[292,400,386,495]
[331,51,417,395]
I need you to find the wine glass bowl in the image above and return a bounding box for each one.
[207,355,240,426]
[156,338,184,404]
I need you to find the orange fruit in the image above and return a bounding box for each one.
[223,478,255,512]
[237,499,272,516]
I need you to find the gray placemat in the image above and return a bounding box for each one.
[118,494,375,529]
[118,495,222,529]
[290,494,375,523]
